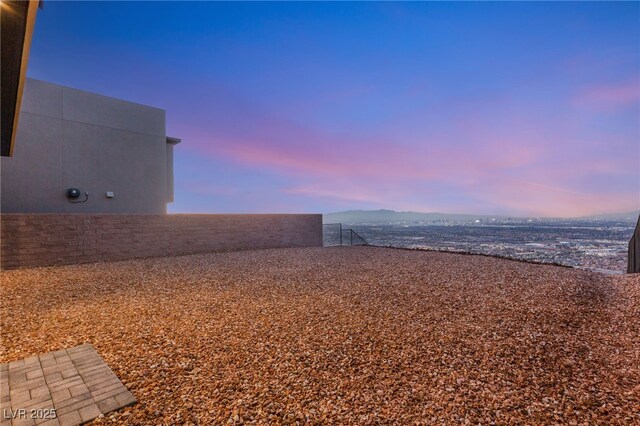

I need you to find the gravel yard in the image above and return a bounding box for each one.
[1,246,639,424]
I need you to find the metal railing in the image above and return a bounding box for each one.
[628,214,640,273]
[323,223,369,246]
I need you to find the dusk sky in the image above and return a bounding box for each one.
[27,1,640,217]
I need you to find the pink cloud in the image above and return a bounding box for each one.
[283,185,390,206]
[575,77,640,110]
[472,179,639,217]
[172,81,638,217]
[184,114,545,185]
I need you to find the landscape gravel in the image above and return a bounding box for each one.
[1,246,639,425]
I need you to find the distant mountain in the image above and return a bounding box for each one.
[580,210,640,221]
[323,209,499,224]
[323,209,640,224]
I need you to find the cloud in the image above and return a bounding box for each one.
[170,79,638,217]
[471,178,640,217]
[575,77,640,111]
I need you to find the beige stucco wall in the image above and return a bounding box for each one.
[1,79,176,214]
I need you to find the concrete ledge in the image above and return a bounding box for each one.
[0,214,323,269]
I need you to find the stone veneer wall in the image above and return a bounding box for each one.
[1,214,323,269]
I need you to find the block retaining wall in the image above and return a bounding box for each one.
[1,214,323,269]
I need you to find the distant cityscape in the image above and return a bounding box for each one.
[323,212,638,274]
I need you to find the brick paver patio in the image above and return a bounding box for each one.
[1,344,135,426]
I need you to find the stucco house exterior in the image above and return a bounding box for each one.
[1,78,180,214]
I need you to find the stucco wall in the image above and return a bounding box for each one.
[1,78,175,214]
[0,214,323,269]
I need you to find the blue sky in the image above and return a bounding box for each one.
[27,1,640,216]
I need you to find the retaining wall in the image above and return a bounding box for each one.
[1,214,323,269]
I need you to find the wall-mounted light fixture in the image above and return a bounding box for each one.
[66,188,89,203]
